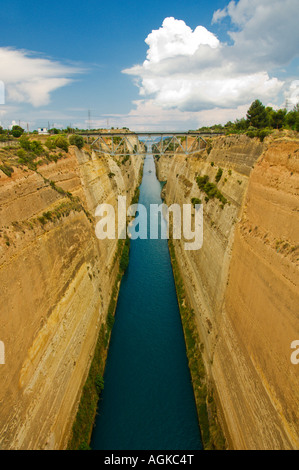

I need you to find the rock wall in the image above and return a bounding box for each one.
[156,135,299,450]
[0,147,143,450]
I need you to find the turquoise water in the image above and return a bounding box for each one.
[91,155,202,451]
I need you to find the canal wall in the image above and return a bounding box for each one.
[156,134,299,450]
[0,146,143,450]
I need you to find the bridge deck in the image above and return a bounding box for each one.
[77,131,223,137]
[76,131,224,156]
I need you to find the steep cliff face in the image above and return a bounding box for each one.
[156,135,299,450]
[0,147,142,450]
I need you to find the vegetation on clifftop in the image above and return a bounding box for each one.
[0,132,87,178]
[197,100,299,141]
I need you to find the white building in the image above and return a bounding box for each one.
[38,128,49,135]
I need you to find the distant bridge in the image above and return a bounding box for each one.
[76,132,224,157]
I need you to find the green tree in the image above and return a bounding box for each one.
[30,140,44,155]
[49,128,60,135]
[246,100,269,129]
[269,108,287,129]
[286,110,297,128]
[45,137,57,150]
[215,168,223,183]
[234,118,248,131]
[19,136,31,151]
[95,375,104,395]
[69,134,84,150]
[11,125,24,138]
[54,135,69,152]
[285,104,299,130]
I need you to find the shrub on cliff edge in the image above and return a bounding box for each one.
[69,134,84,150]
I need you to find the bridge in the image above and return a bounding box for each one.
[77,131,223,157]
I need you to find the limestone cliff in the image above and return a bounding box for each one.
[156,134,299,450]
[0,146,143,450]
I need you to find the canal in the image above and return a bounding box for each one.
[91,154,202,450]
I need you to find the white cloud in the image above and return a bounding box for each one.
[143,17,219,64]
[0,80,4,104]
[130,72,282,112]
[212,8,229,25]
[125,100,251,129]
[0,48,82,107]
[284,80,299,108]
[0,109,7,121]
[87,100,251,131]
[123,15,284,115]
[213,0,299,69]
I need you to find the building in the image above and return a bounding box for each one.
[38,128,49,135]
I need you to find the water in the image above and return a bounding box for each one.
[91,155,202,451]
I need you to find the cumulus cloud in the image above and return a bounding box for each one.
[0,80,4,105]
[284,80,299,108]
[123,0,299,126]
[143,17,219,64]
[0,48,82,107]
[88,100,251,132]
[125,100,252,129]
[213,0,299,69]
[123,13,286,116]
[129,71,282,112]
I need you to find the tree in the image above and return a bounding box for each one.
[54,135,69,152]
[45,137,57,150]
[285,104,299,130]
[246,100,269,129]
[49,128,60,135]
[11,125,24,138]
[69,134,84,150]
[234,118,248,131]
[30,140,44,156]
[269,108,287,129]
[95,375,104,395]
[19,136,31,151]
[0,126,3,134]
[286,110,297,128]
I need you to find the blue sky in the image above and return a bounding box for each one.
[0,0,298,130]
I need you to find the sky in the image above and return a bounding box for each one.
[0,0,298,131]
